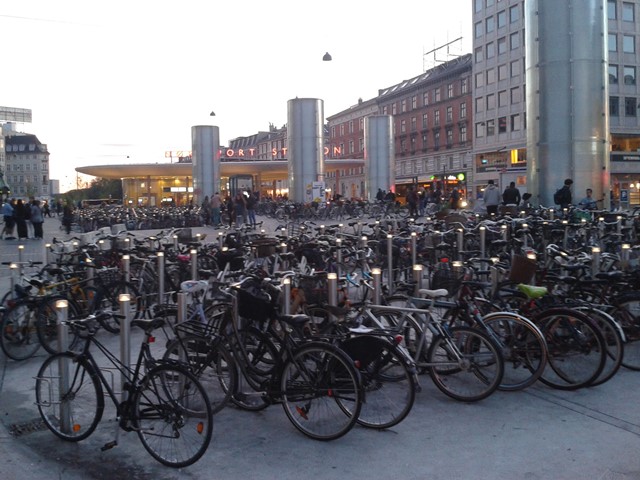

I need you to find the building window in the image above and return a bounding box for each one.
[423,92,429,106]
[625,97,637,116]
[401,99,407,113]
[511,114,521,131]
[609,65,619,84]
[400,139,407,152]
[623,2,635,22]
[460,102,467,118]
[610,96,619,116]
[486,119,495,136]
[411,116,417,131]
[340,124,345,136]
[359,138,364,151]
[349,120,354,133]
[511,86,521,103]
[475,46,484,63]
[475,97,484,113]
[422,133,428,149]
[498,63,508,80]
[498,116,507,133]
[475,21,483,38]
[400,119,406,133]
[609,33,618,52]
[623,35,635,53]
[411,95,417,109]
[486,93,496,110]
[460,124,467,143]
[447,83,454,98]
[446,106,453,123]
[392,103,397,115]
[608,0,616,19]
[498,90,508,107]
[434,131,440,149]
[446,128,454,147]
[486,41,495,59]
[510,59,520,77]
[510,4,520,23]
[434,88,441,102]
[475,72,485,88]
[486,68,496,84]
[486,16,495,34]
[510,31,520,50]
[461,78,468,94]
[498,37,507,55]
[422,113,428,128]
[434,110,441,126]
[497,10,506,28]
[349,140,354,154]
[359,118,364,130]
[624,66,636,85]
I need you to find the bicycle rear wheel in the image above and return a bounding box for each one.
[134,364,213,468]
[281,342,362,441]
[37,297,84,355]
[1,299,41,361]
[427,326,504,402]
[35,352,104,441]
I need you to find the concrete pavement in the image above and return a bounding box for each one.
[1,215,640,479]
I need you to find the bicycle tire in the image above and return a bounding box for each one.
[163,335,237,414]
[35,352,104,441]
[533,308,606,390]
[481,312,549,391]
[134,364,213,468]
[612,293,640,370]
[339,335,416,429]
[281,341,362,441]
[1,299,41,361]
[91,281,143,333]
[427,326,504,402]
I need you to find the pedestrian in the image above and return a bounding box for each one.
[14,199,29,239]
[211,191,222,227]
[406,186,419,217]
[483,180,501,216]
[1,199,14,240]
[201,195,211,226]
[62,200,73,234]
[502,181,521,206]
[376,188,384,202]
[554,178,573,209]
[578,188,597,210]
[233,192,246,228]
[30,199,44,239]
[225,195,234,228]
[246,191,257,228]
[43,200,52,218]
[449,187,460,210]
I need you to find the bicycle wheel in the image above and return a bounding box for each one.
[35,352,104,441]
[134,364,213,468]
[92,281,143,333]
[427,326,504,402]
[534,308,606,390]
[163,335,236,414]
[481,312,548,391]
[37,297,84,355]
[281,342,362,441]
[613,294,640,370]
[1,299,41,361]
[339,335,416,429]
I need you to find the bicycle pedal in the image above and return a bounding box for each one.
[101,441,118,451]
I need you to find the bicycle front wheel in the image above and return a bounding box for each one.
[134,364,213,468]
[427,326,504,402]
[1,300,41,361]
[35,352,104,441]
[281,342,362,441]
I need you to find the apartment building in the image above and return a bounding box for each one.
[4,134,50,199]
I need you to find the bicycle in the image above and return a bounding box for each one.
[34,312,213,468]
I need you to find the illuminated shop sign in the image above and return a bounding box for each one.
[223,146,342,158]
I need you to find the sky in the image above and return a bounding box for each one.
[1,0,472,192]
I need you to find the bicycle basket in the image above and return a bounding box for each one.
[251,237,278,258]
[430,265,464,296]
[237,283,275,322]
[95,267,120,285]
[298,273,328,305]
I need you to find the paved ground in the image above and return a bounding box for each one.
[1,216,640,479]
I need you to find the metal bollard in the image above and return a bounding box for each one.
[621,244,631,270]
[119,293,131,402]
[98,239,106,251]
[410,232,417,266]
[457,229,464,259]
[86,258,94,288]
[372,268,382,305]
[335,238,342,279]
[177,292,188,325]
[479,226,486,258]
[412,264,423,297]
[121,254,130,283]
[617,216,623,235]
[549,209,554,221]
[387,234,394,292]
[123,237,130,251]
[157,252,165,305]
[359,235,368,249]
[218,231,224,249]
[501,224,508,242]
[190,249,198,280]
[56,299,71,433]
[320,225,325,235]
[173,234,179,250]
[44,243,52,265]
[522,223,529,249]
[18,244,24,265]
[282,277,291,315]
[562,220,569,249]
[9,263,18,299]
[591,246,601,276]
[327,273,338,307]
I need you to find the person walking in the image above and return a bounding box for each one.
[233,192,246,228]
[449,187,461,210]
[201,195,211,226]
[246,191,257,228]
[483,180,501,216]
[554,178,573,209]
[211,192,222,227]
[62,200,74,234]
[1,199,14,240]
[502,181,521,206]
[42,200,52,218]
[14,199,29,239]
[406,186,419,217]
[30,199,44,239]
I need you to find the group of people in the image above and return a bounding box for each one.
[1,197,52,240]
[200,190,259,228]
